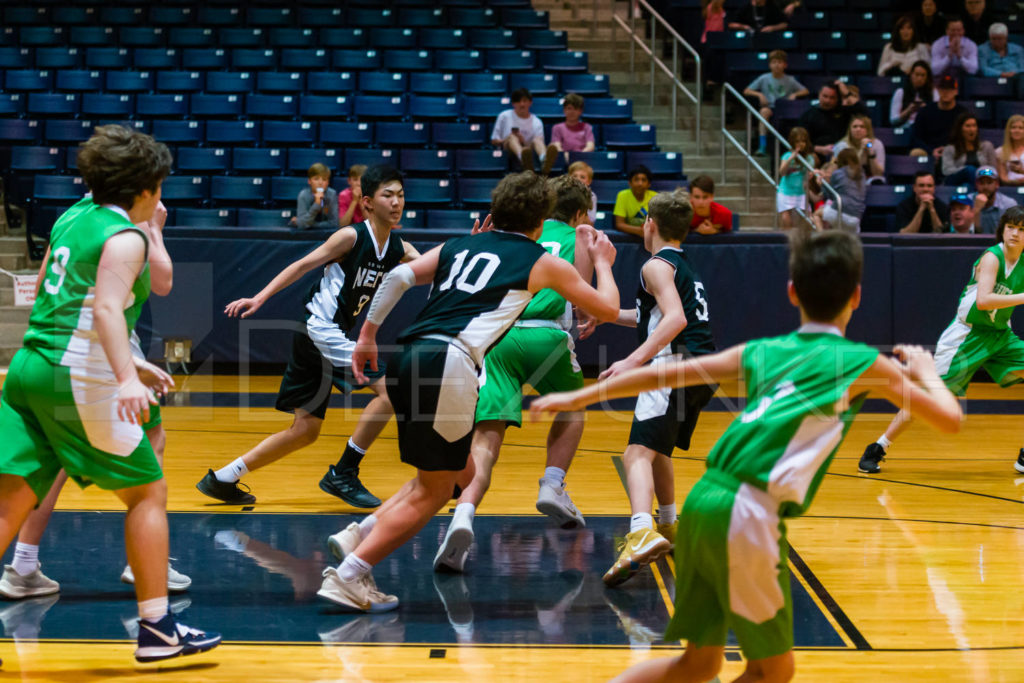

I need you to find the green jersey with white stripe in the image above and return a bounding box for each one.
[954,244,1024,331]
[705,326,878,518]
[24,197,150,369]
[520,219,575,325]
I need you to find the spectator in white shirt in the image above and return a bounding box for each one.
[931,17,979,77]
[491,88,558,175]
[878,16,932,77]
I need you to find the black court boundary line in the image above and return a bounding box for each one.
[827,471,1024,505]
[0,637,681,651]
[788,546,871,651]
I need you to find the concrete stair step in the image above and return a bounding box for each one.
[0,237,28,256]
[0,288,15,306]
[0,347,18,367]
[0,323,27,348]
[0,306,30,325]
[0,253,26,271]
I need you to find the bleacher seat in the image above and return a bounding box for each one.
[996,101,1024,123]
[211,176,269,205]
[231,49,277,71]
[232,148,286,174]
[627,151,684,177]
[403,7,446,28]
[873,126,912,153]
[206,120,260,146]
[359,72,409,95]
[10,146,62,173]
[85,48,130,70]
[540,51,588,72]
[248,7,294,27]
[42,120,89,145]
[400,149,454,175]
[354,95,407,119]
[502,8,549,29]
[262,121,316,146]
[246,94,299,119]
[160,176,210,205]
[967,99,994,126]
[560,73,610,97]
[269,29,316,49]
[174,207,236,228]
[371,28,418,50]
[176,147,229,173]
[409,95,462,119]
[190,93,244,118]
[105,71,154,93]
[510,73,559,96]
[280,49,330,71]
[383,50,434,72]
[151,7,193,26]
[410,72,459,96]
[345,148,399,168]
[333,49,383,71]
[464,96,509,120]
[435,49,485,72]
[99,7,143,27]
[219,28,264,48]
[81,94,133,118]
[300,95,353,119]
[433,122,489,147]
[156,71,204,93]
[857,76,903,99]
[33,175,86,202]
[167,28,215,49]
[404,177,455,206]
[569,151,626,177]
[198,7,240,26]
[55,70,103,93]
[319,121,374,147]
[470,29,518,51]
[530,96,564,120]
[237,208,293,227]
[120,27,166,48]
[603,123,656,150]
[398,209,426,229]
[347,7,396,28]
[459,177,499,207]
[832,10,880,31]
[4,70,54,92]
[460,73,508,96]
[320,29,369,50]
[0,94,25,116]
[373,122,429,147]
[964,77,1015,100]
[487,50,536,72]
[585,99,633,123]
[455,149,507,175]
[0,47,31,70]
[522,31,568,51]
[181,48,229,70]
[287,149,342,175]
[886,155,934,183]
[28,93,79,117]
[152,119,204,144]
[5,6,47,25]
[800,30,847,52]
[18,27,64,47]
[427,209,488,230]
[421,28,468,50]
[51,7,91,25]
[826,52,874,74]
[206,71,255,94]
[306,71,356,94]
[271,176,310,204]
[449,7,498,28]
[36,47,82,70]
[70,27,116,48]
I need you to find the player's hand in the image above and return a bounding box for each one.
[351,337,378,385]
[588,230,616,266]
[471,213,493,234]
[599,357,640,381]
[150,201,168,232]
[117,376,156,425]
[892,344,937,382]
[225,296,263,318]
[134,358,175,397]
[576,308,600,340]
[529,391,583,418]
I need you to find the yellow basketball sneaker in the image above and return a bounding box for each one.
[656,521,677,550]
[603,528,671,587]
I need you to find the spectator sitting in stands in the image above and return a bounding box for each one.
[942,113,997,185]
[963,0,1004,47]
[798,81,869,158]
[971,165,1018,233]
[613,165,657,237]
[550,93,595,161]
[996,115,1024,186]
[914,0,948,45]
[812,148,867,233]
[701,0,726,44]
[879,16,933,76]
[491,88,558,176]
[898,170,950,232]
[777,126,816,230]
[833,114,887,183]
[931,16,979,77]
[910,74,968,158]
[296,163,339,231]
[568,161,598,225]
[727,0,787,33]
[338,164,366,227]
[890,60,939,127]
[948,193,976,232]
[742,49,809,156]
[978,23,1024,78]
[688,175,733,235]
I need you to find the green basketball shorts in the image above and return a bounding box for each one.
[933,321,1024,396]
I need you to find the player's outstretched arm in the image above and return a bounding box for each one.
[975,251,1024,311]
[531,345,744,416]
[141,201,172,296]
[852,346,961,434]
[224,226,358,318]
[531,231,619,322]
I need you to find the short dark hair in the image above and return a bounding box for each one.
[77,125,172,210]
[789,231,863,322]
[690,175,715,195]
[913,170,935,183]
[511,88,532,103]
[627,165,652,181]
[647,189,693,242]
[547,175,592,224]
[996,205,1024,243]
[491,172,553,234]
[360,164,404,198]
[308,163,330,179]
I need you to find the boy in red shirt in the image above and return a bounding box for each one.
[689,175,734,235]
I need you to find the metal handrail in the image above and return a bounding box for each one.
[720,83,841,230]
[609,0,702,141]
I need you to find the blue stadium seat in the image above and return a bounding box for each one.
[398,209,426,229]
[966,99,994,126]
[271,176,311,204]
[864,184,908,209]
[627,151,683,177]
[10,146,63,172]
[789,10,829,30]
[319,121,374,146]
[280,49,330,71]
[320,29,369,50]
[287,149,342,175]
[509,73,558,96]
[560,73,610,97]
[603,123,657,150]
[174,207,236,228]
[306,71,356,94]
[105,71,154,93]
[4,70,53,92]
[269,29,316,49]
[206,120,261,146]
[231,49,277,71]
[448,7,497,28]
[211,176,269,205]
[568,151,625,177]
[190,93,244,118]
[873,126,912,152]
[965,77,1015,100]
[371,28,418,50]
[133,48,180,70]
[426,209,488,230]
[886,154,932,182]
[81,93,133,118]
[85,47,130,70]
[27,93,79,117]
[155,70,203,93]
[383,50,434,71]
[5,6,47,25]
[589,179,622,208]
[403,6,446,28]
[262,121,317,146]
[826,52,874,74]
[246,94,299,118]
[248,7,294,27]
[530,96,565,120]
[541,51,588,72]
[456,148,508,175]
[219,28,265,49]
[997,101,1024,123]
[33,175,86,202]
[521,30,568,51]
[52,7,91,25]
[181,48,229,70]
[784,53,824,74]
[502,8,549,29]
[42,120,89,144]
[463,95,510,120]
[354,95,407,119]
[408,95,462,119]
[167,28,215,49]
[160,175,210,205]
[469,29,517,50]
[56,70,103,92]
[347,7,397,27]
[421,28,468,50]
[35,47,82,70]
[298,7,346,28]
[70,26,116,48]
[410,72,459,96]
[487,50,536,72]
[18,26,64,47]
[150,7,193,26]
[99,7,143,27]
[299,94,353,119]
[345,148,399,169]
[752,30,800,51]
[856,75,903,99]
[591,210,614,231]
[433,121,489,147]
[151,119,204,144]
[206,71,255,94]
[458,178,499,208]
[237,208,294,228]
[0,47,31,69]
[400,148,455,175]
[376,122,431,147]
[177,147,229,173]
[460,72,508,96]
[333,49,383,71]
[256,71,305,94]
[120,27,165,48]
[0,94,25,116]
[233,148,286,174]
[198,7,240,26]
[404,177,455,206]
[435,49,485,72]
[583,98,633,122]
[801,30,847,52]
[359,72,409,95]
[832,10,880,31]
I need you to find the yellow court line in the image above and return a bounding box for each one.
[787,559,858,650]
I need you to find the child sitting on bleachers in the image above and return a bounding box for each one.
[742,50,809,156]
[296,163,339,231]
[568,160,598,225]
[813,148,867,233]
[338,164,366,227]
[688,175,733,235]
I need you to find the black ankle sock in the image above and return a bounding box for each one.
[336,444,365,470]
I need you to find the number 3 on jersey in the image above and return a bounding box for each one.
[43,246,71,295]
[694,281,709,322]
[439,250,501,295]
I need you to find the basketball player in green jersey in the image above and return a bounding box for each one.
[430,175,595,574]
[197,166,420,508]
[316,172,621,612]
[0,125,220,662]
[859,205,1024,474]
[532,232,962,683]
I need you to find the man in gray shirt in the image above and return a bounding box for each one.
[971,165,1018,233]
[296,162,339,230]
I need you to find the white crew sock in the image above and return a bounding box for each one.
[453,502,476,525]
[541,466,566,487]
[876,435,892,451]
[138,596,169,623]
[338,553,373,582]
[358,514,378,538]
[630,512,653,534]
[11,542,39,576]
[347,438,367,454]
[214,458,249,483]
[657,503,677,525]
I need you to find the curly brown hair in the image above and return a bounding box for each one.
[547,175,593,224]
[490,172,554,234]
[76,125,172,210]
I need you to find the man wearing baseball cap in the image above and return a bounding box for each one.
[972,165,1019,233]
[949,194,977,233]
[910,75,970,159]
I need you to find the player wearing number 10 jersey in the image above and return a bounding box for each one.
[197,166,419,508]
[316,172,622,613]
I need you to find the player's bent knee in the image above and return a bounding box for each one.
[289,419,322,447]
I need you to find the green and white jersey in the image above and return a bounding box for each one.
[953,244,1024,331]
[518,219,576,329]
[399,230,547,368]
[24,197,150,371]
[706,324,878,518]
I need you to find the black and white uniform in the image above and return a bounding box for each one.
[628,246,717,455]
[389,230,547,471]
[276,220,406,419]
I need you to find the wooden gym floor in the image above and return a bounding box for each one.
[2,374,1024,682]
